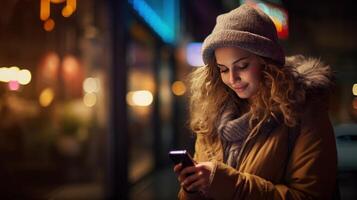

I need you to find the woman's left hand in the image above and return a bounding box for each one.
[180,162,214,192]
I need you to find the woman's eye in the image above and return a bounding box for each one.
[219,68,228,73]
[239,64,249,69]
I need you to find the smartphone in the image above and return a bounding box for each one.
[169,150,195,168]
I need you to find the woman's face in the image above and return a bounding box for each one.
[214,47,264,99]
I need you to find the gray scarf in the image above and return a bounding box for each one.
[217,104,279,168]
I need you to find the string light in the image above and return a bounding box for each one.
[40,0,77,31]
[0,66,32,86]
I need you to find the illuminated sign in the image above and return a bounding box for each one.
[128,0,179,43]
[241,0,289,39]
[40,0,77,31]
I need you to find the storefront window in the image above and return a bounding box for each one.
[0,1,109,198]
[127,23,156,183]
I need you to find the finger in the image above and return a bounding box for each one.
[186,177,206,191]
[173,163,182,173]
[180,166,198,176]
[182,171,201,187]
[178,168,196,183]
[196,165,211,178]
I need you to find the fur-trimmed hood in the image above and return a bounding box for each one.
[285,55,334,100]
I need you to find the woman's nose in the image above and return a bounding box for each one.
[229,71,241,84]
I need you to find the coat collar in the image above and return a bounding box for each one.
[286,55,334,93]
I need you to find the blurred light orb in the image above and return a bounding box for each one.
[39,88,55,107]
[18,69,32,85]
[0,67,32,85]
[62,5,74,17]
[83,93,97,107]
[126,90,153,106]
[62,55,79,77]
[44,18,55,32]
[8,81,20,91]
[83,77,99,93]
[8,66,20,81]
[353,84,357,96]
[186,43,204,67]
[171,81,186,96]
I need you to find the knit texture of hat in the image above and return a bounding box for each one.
[202,4,285,65]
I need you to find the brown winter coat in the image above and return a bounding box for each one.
[179,56,338,200]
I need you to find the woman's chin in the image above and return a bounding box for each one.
[236,92,249,99]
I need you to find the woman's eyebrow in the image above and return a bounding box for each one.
[216,56,250,67]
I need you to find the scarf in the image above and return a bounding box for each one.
[217,104,279,168]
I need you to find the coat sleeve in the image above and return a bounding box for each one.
[206,110,338,200]
[178,188,205,200]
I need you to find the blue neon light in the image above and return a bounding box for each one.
[129,0,176,43]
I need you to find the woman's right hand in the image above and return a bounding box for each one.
[173,162,213,193]
[174,163,197,193]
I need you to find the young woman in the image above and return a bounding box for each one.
[174,4,338,200]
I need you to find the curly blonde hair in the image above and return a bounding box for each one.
[188,57,305,141]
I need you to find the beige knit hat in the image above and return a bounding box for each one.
[202,4,285,65]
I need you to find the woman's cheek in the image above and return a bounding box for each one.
[250,65,261,75]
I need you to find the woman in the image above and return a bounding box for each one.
[174,4,338,200]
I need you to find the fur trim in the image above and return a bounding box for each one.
[285,55,334,91]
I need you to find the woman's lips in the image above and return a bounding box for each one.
[233,84,248,92]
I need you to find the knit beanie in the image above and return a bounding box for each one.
[202,4,285,65]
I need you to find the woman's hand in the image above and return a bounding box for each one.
[173,162,214,193]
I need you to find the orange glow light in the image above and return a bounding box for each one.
[62,5,74,17]
[171,81,186,96]
[62,55,79,77]
[39,88,55,107]
[44,18,55,32]
[41,52,60,80]
[40,0,50,21]
[40,0,77,31]
[68,0,76,11]
[50,0,66,3]
[62,0,76,17]
[244,0,289,39]
[271,17,283,32]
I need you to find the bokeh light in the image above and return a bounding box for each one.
[40,0,50,21]
[8,81,20,91]
[171,81,186,96]
[186,42,204,67]
[83,77,99,93]
[8,66,20,81]
[62,55,79,78]
[83,93,97,107]
[39,88,55,107]
[44,18,55,32]
[62,5,74,17]
[18,69,32,85]
[352,84,357,96]
[126,90,153,106]
[0,66,32,85]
